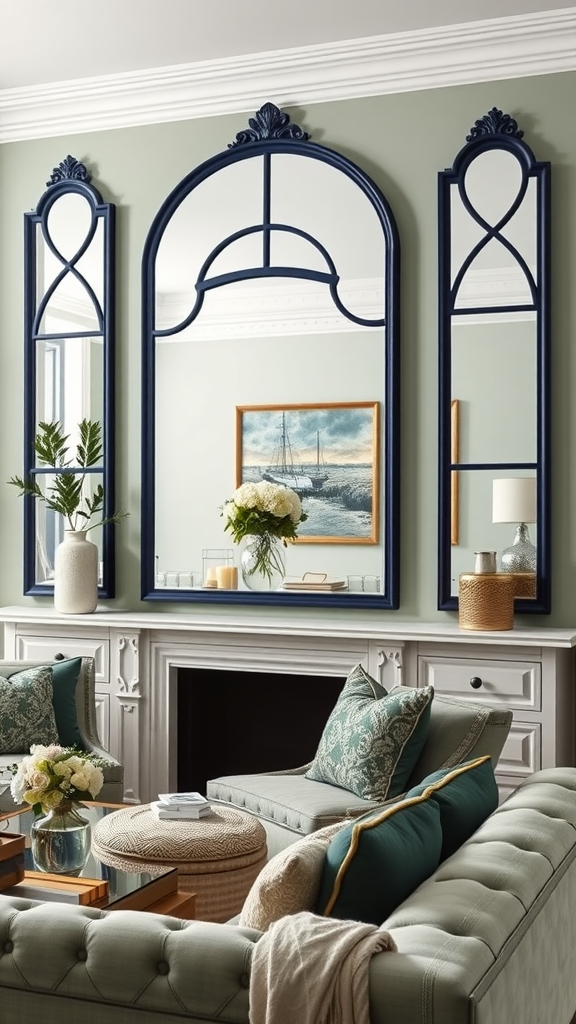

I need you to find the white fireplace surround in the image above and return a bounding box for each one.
[1,606,575,805]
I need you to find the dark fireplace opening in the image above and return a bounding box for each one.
[177,668,345,794]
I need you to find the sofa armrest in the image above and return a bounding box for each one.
[368,767,576,1024]
[0,899,259,1022]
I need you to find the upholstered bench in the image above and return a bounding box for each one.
[92,804,267,922]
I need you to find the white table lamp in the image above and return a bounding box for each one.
[492,477,537,573]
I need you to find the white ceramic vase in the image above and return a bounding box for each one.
[54,530,98,614]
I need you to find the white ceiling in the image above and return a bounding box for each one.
[2,0,575,91]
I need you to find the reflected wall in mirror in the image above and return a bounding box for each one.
[23,156,116,596]
[142,103,400,607]
[438,108,551,612]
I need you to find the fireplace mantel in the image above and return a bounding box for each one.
[1,605,575,804]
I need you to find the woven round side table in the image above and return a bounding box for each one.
[92,804,267,923]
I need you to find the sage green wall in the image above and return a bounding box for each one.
[1,71,574,625]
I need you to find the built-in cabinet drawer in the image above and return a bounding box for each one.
[414,647,549,790]
[418,654,541,710]
[14,634,110,684]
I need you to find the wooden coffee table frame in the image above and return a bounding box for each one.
[0,801,196,920]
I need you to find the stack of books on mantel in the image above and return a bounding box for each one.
[151,792,214,820]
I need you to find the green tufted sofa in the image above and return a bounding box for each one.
[1,768,576,1024]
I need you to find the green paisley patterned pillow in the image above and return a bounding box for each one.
[305,665,434,801]
[0,666,59,754]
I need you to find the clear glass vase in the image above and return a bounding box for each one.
[240,534,286,591]
[30,800,91,876]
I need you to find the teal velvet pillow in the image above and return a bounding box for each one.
[49,658,83,747]
[316,792,442,925]
[0,666,59,753]
[8,658,83,748]
[305,665,434,801]
[407,755,499,860]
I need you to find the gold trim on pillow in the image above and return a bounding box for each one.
[322,754,492,917]
[416,755,491,797]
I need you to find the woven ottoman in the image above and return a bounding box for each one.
[92,804,267,922]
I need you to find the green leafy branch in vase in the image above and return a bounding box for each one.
[8,419,129,532]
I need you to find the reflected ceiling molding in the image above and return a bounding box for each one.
[45,294,102,329]
[1,9,575,143]
[155,278,384,339]
[455,267,537,323]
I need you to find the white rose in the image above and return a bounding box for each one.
[28,769,51,791]
[10,763,29,803]
[30,744,64,761]
[70,771,90,791]
[85,765,104,797]
[43,789,65,809]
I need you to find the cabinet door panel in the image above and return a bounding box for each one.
[94,691,110,749]
[498,721,541,776]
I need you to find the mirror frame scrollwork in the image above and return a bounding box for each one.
[141,103,401,608]
[23,156,117,597]
[437,109,551,613]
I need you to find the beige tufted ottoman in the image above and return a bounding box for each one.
[92,804,267,923]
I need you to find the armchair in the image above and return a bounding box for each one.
[0,657,123,813]
[208,686,513,858]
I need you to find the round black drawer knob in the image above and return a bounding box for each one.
[469,676,483,689]
[54,653,66,661]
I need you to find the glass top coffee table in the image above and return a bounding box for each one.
[0,802,194,917]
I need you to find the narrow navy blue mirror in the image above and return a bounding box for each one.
[142,103,400,608]
[438,109,551,613]
[22,156,116,597]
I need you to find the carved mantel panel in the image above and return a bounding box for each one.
[1,608,574,806]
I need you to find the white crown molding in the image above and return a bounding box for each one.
[156,278,383,340]
[456,266,536,323]
[155,267,532,340]
[1,8,575,144]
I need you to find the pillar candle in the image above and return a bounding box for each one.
[205,567,218,587]
[216,565,238,589]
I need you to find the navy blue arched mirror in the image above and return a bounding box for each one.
[22,156,117,597]
[438,109,551,613]
[142,103,400,608]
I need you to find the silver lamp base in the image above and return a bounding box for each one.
[500,523,536,573]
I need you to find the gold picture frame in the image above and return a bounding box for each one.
[236,402,380,544]
[451,398,459,546]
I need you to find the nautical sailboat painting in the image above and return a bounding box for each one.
[236,403,379,543]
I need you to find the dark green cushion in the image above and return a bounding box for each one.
[8,658,83,748]
[316,793,442,925]
[305,666,434,801]
[50,658,83,747]
[0,666,59,753]
[406,755,499,860]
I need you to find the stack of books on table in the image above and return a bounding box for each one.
[151,792,214,820]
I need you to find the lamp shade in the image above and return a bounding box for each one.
[492,477,537,524]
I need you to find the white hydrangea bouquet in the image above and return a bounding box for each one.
[221,480,308,583]
[10,744,107,816]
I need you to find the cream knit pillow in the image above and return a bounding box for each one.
[239,820,346,931]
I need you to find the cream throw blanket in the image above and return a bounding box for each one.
[249,911,397,1024]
